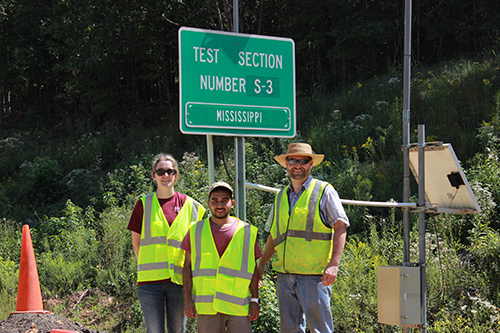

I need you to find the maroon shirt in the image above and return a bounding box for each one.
[180,217,262,259]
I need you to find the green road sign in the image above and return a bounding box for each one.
[179,27,295,137]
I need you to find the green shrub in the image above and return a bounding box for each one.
[0,219,22,263]
[0,257,18,319]
[468,222,500,303]
[332,238,386,332]
[37,225,100,295]
[253,274,280,333]
[38,250,92,296]
[30,201,101,296]
[32,200,98,248]
[95,205,137,297]
[20,157,68,208]
[176,152,209,204]
[102,158,153,208]
[64,168,101,209]
[61,132,102,171]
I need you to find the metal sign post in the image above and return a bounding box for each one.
[234,0,246,221]
[418,125,427,332]
[402,0,413,331]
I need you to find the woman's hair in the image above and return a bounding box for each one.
[151,153,179,184]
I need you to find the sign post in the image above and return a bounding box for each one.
[179,27,296,138]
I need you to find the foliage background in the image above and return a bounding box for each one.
[1,0,500,332]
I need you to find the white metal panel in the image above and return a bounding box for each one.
[409,143,481,214]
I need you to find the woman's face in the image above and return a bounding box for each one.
[152,160,177,190]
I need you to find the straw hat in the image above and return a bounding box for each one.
[274,143,324,168]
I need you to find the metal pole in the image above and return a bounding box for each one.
[235,137,246,221]
[246,182,418,208]
[418,125,427,332]
[233,0,239,33]
[403,0,412,264]
[402,1,412,331]
[233,0,246,220]
[207,135,215,186]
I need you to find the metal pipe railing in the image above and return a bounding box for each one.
[246,182,417,209]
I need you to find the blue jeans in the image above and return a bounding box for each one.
[137,281,186,333]
[276,273,334,333]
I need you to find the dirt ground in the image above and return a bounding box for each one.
[0,288,127,333]
[0,312,105,333]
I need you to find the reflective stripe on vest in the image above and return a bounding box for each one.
[191,218,256,315]
[137,193,205,283]
[168,199,205,283]
[273,180,325,246]
[271,179,334,274]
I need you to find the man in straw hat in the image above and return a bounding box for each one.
[257,143,349,333]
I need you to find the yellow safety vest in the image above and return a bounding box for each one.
[270,179,334,275]
[190,218,257,316]
[137,193,206,284]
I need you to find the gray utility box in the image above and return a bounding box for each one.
[378,266,421,326]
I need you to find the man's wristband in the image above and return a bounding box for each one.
[251,298,259,304]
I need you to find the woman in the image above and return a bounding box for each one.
[127,153,206,333]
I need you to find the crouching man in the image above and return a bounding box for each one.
[181,181,261,333]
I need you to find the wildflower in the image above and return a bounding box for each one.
[388,77,400,85]
[349,294,361,300]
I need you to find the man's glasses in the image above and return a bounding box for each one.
[155,168,177,176]
[286,158,312,165]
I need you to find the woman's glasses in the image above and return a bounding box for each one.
[155,168,177,176]
[286,158,312,165]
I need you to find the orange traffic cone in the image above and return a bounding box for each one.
[11,224,49,314]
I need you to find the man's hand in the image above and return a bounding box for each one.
[248,302,260,321]
[321,265,339,286]
[184,299,197,318]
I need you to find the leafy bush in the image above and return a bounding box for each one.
[253,274,280,333]
[0,257,18,319]
[95,205,136,297]
[0,219,22,318]
[20,157,68,208]
[37,228,100,296]
[32,200,97,241]
[176,152,210,204]
[101,157,153,208]
[64,168,101,209]
[468,222,500,304]
[38,251,93,296]
[32,201,101,296]
[0,219,22,263]
[332,238,386,332]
